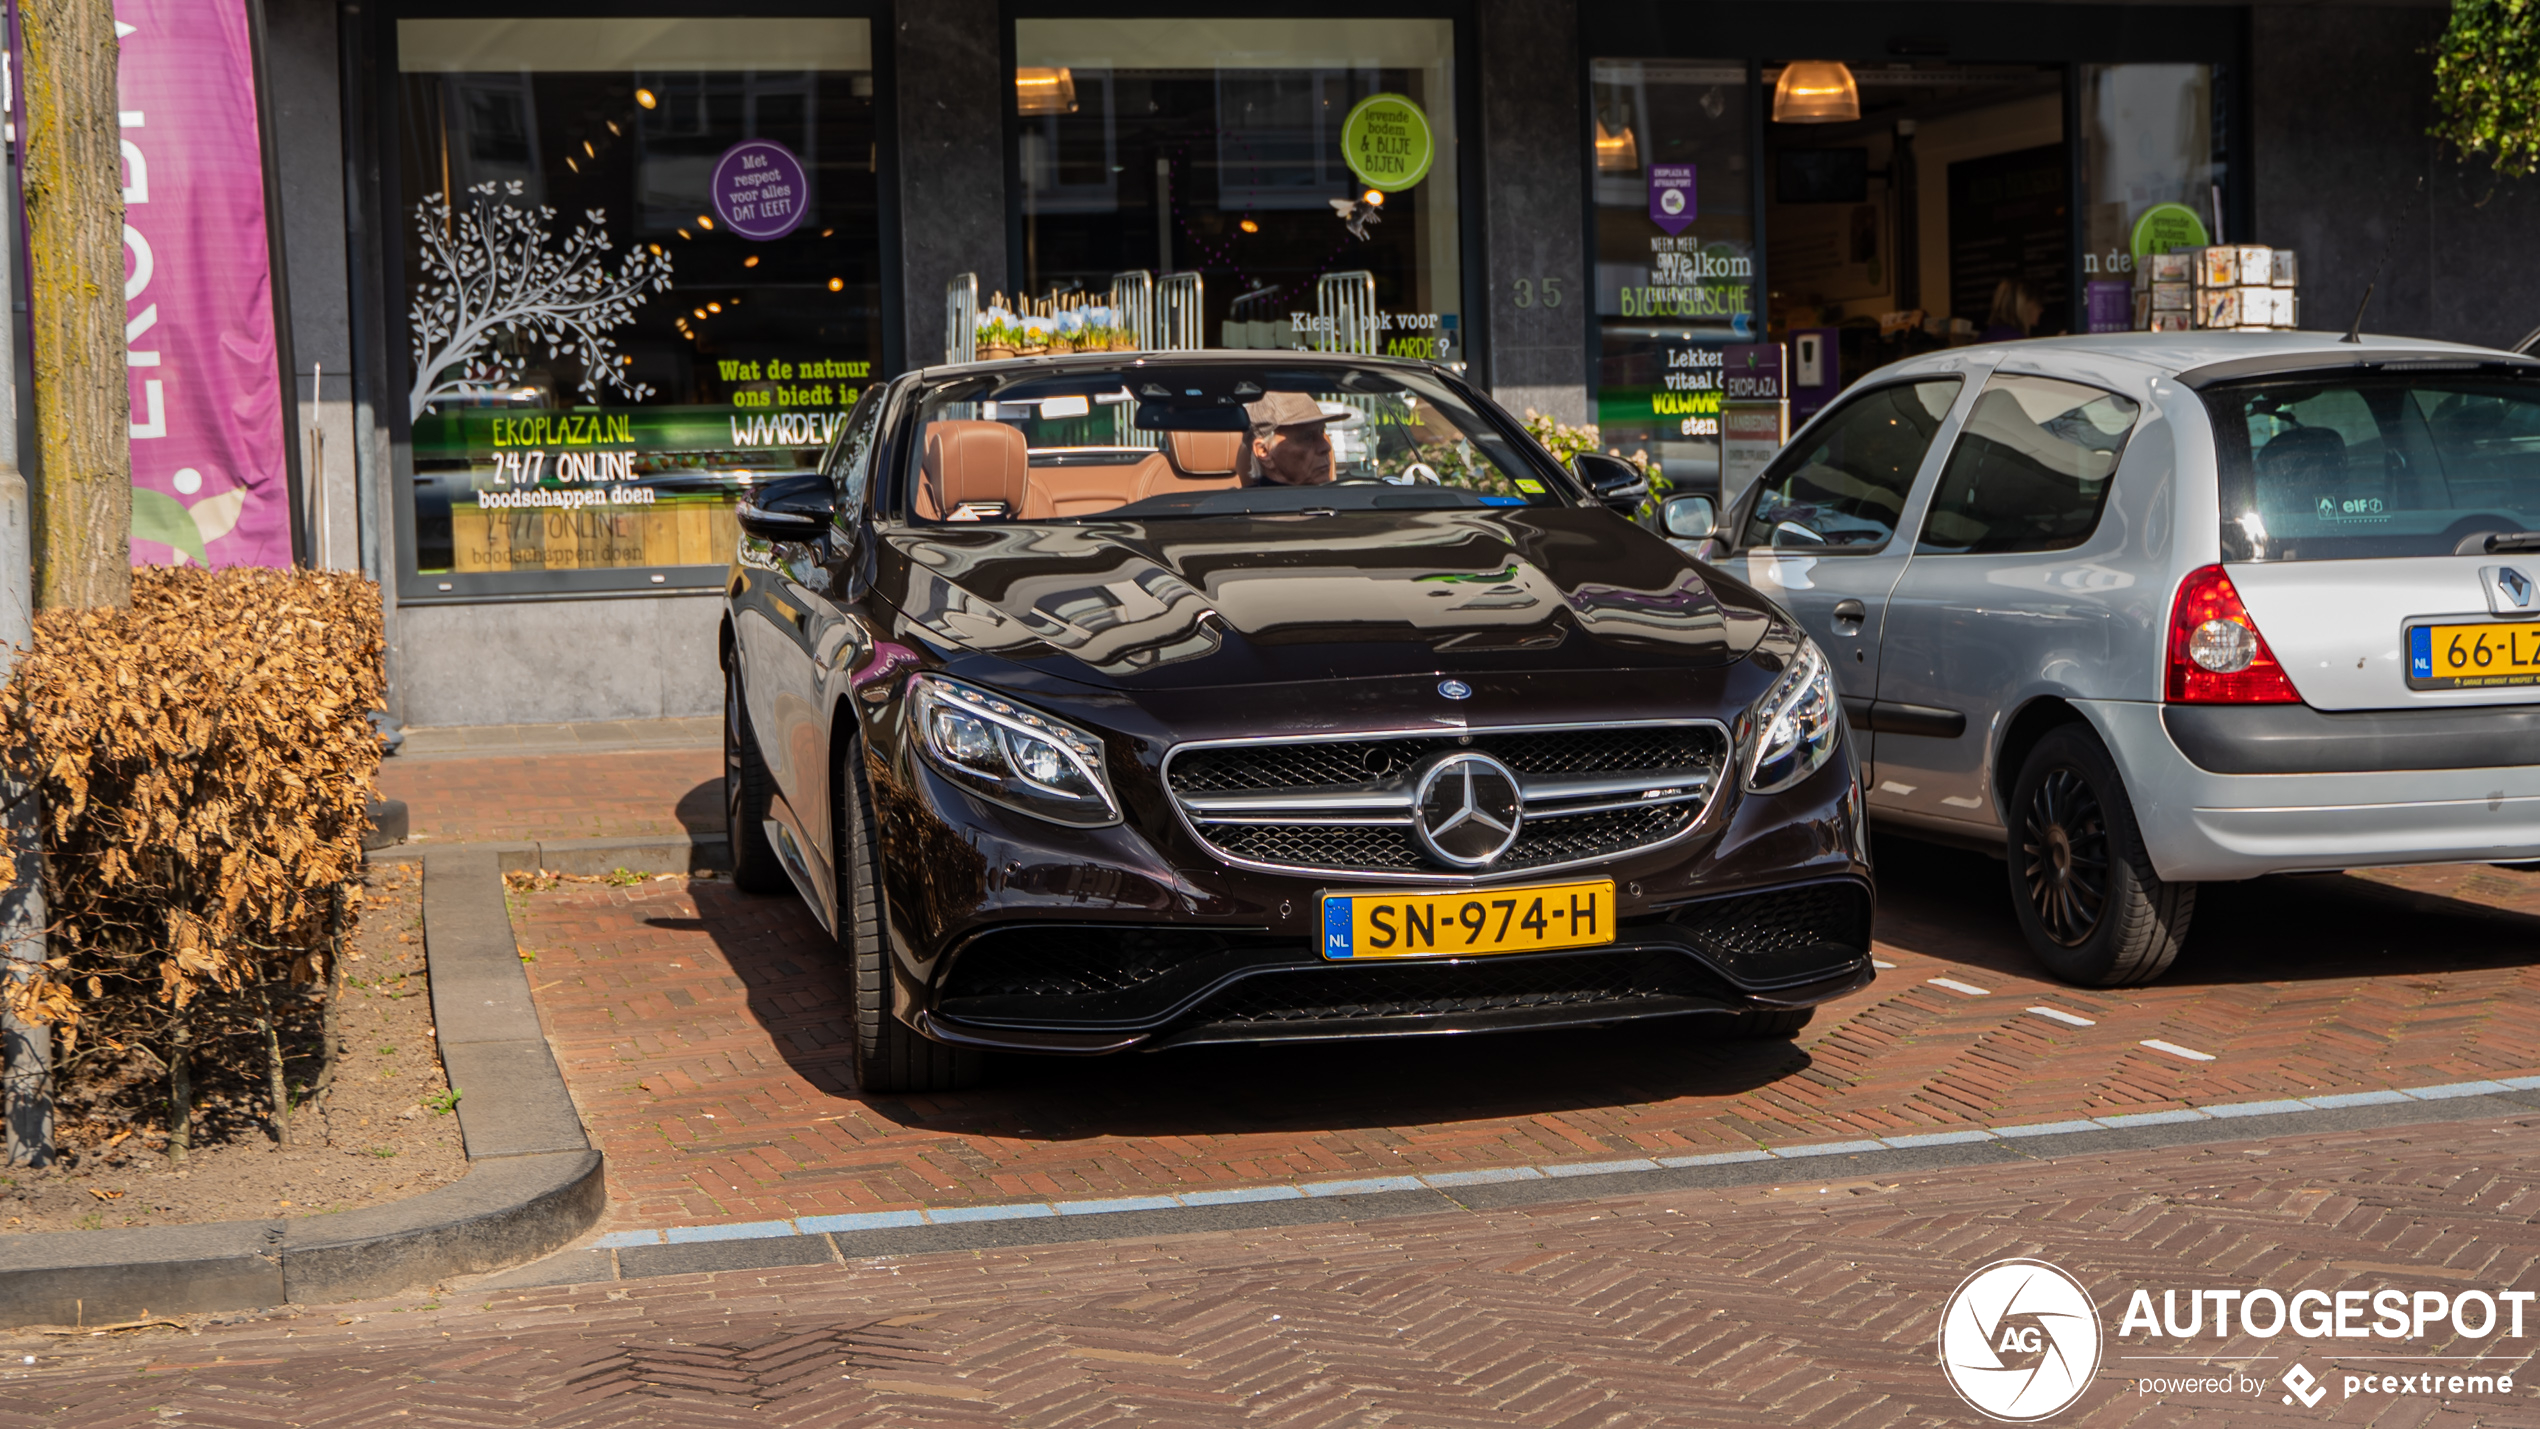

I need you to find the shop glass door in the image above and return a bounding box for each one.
[1589,61,1758,503]
[2078,63,2224,328]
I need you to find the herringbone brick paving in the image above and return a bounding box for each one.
[505,830,2540,1227]
[13,1116,2540,1424]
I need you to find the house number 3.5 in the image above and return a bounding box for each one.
[1512,277,1564,308]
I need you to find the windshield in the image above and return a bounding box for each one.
[899,361,1572,523]
[2205,374,2540,560]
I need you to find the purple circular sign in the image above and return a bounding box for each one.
[711,139,809,241]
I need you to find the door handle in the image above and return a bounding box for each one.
[1831,598,1867,634]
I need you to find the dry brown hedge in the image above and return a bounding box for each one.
[0,567,384,1150]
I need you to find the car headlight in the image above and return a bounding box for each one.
[909,674,1121,827]
[1740,639,1842,794]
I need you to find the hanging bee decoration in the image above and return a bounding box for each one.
[1328,188,1385,242]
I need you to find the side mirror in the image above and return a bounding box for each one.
[737,473,836,542]
[1661,493,1718,540]
[1571,452,1649,513]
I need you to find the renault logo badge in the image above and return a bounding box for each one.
[1411,752,1523,867]
[2486,565,2538,615]
[1437,678,1472,700]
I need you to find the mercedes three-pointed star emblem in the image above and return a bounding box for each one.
[1411,752,1524,868]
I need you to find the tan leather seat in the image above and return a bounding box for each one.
[1028,454,1168,518]
[1133,430,1247,501]
[922,421,1028,520]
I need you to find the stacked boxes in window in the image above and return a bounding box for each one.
[2182,244,2299,332]
[2143,252,2193,333]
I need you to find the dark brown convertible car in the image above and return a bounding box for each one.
[722,352,1873,1090]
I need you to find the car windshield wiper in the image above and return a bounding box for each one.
[2485,530,2540,553]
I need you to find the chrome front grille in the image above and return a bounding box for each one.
[1162,721,1730,882]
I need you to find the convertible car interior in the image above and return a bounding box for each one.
[915,424,1248,521]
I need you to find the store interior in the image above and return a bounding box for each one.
[1762,61,2069,418]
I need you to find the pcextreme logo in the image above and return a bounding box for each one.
[1937,1259,2104,1421]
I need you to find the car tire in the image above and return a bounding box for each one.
[1726,1007,1814,1039]
[723,663,789,895]
[837,741,984,1094]
[2006,724,2194,988]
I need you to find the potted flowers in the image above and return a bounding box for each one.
[975,303,1021,361]
[1054,306,1089,352]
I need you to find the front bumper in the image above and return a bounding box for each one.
[867,659,1875,1053]
[2089,699,2540,881]
[915,879,1875,1053]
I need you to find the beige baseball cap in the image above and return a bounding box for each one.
[1244,391,1330,436]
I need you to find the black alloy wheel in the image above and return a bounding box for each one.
[2004,724,2194,988]
[2022,767,2108,947]
[723,662,789,895]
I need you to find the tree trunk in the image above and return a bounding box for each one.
[19,0,130,611]
[0,761,49,1168]
[313,885,344,1108]
[164,1018,191,1165]
[259,989,290,1148]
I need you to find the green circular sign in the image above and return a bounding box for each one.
[2130,201,2211,263]
[1341,93,1434,192]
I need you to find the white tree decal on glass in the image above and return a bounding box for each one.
[408,181,675,423]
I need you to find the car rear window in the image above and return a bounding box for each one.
[2205,374,2540,560]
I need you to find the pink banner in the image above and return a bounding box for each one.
[117,0,290,568]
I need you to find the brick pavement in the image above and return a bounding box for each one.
[13,1112,2540,1425]
[503,831,2540,1228]
[378,748,719,845]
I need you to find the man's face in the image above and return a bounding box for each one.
[1253,424,1333,486]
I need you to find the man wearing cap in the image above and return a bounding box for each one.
[1243,391,1335,486]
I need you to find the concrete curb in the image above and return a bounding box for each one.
[0,850,605,1328]
[488,1083,2540,1291]
[371,833,730,877]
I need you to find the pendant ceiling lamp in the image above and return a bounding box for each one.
[1594,118,1640,173]
[1772,61,1860,124]
[1016,66,1078,116]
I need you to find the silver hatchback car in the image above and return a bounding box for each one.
[1672,332,2540,987]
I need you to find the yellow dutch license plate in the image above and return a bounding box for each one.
[1319,879,1615,961]
[2408,621,2540,689]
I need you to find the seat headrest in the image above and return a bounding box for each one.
[923,421,1028,517]
[1164,430,1246,479]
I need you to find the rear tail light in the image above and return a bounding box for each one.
[2166,565,2301,703]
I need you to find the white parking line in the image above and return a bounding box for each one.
[2027,1005,2097,1027]
[1872,959,1898,969]
[2141,1039,2217,1063]
[1928,977,1992,997]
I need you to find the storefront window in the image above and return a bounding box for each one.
[2079,64,2221,329]
[1012,19,1461,363]
[394,18,881,591]
[1589,61,1758,501]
